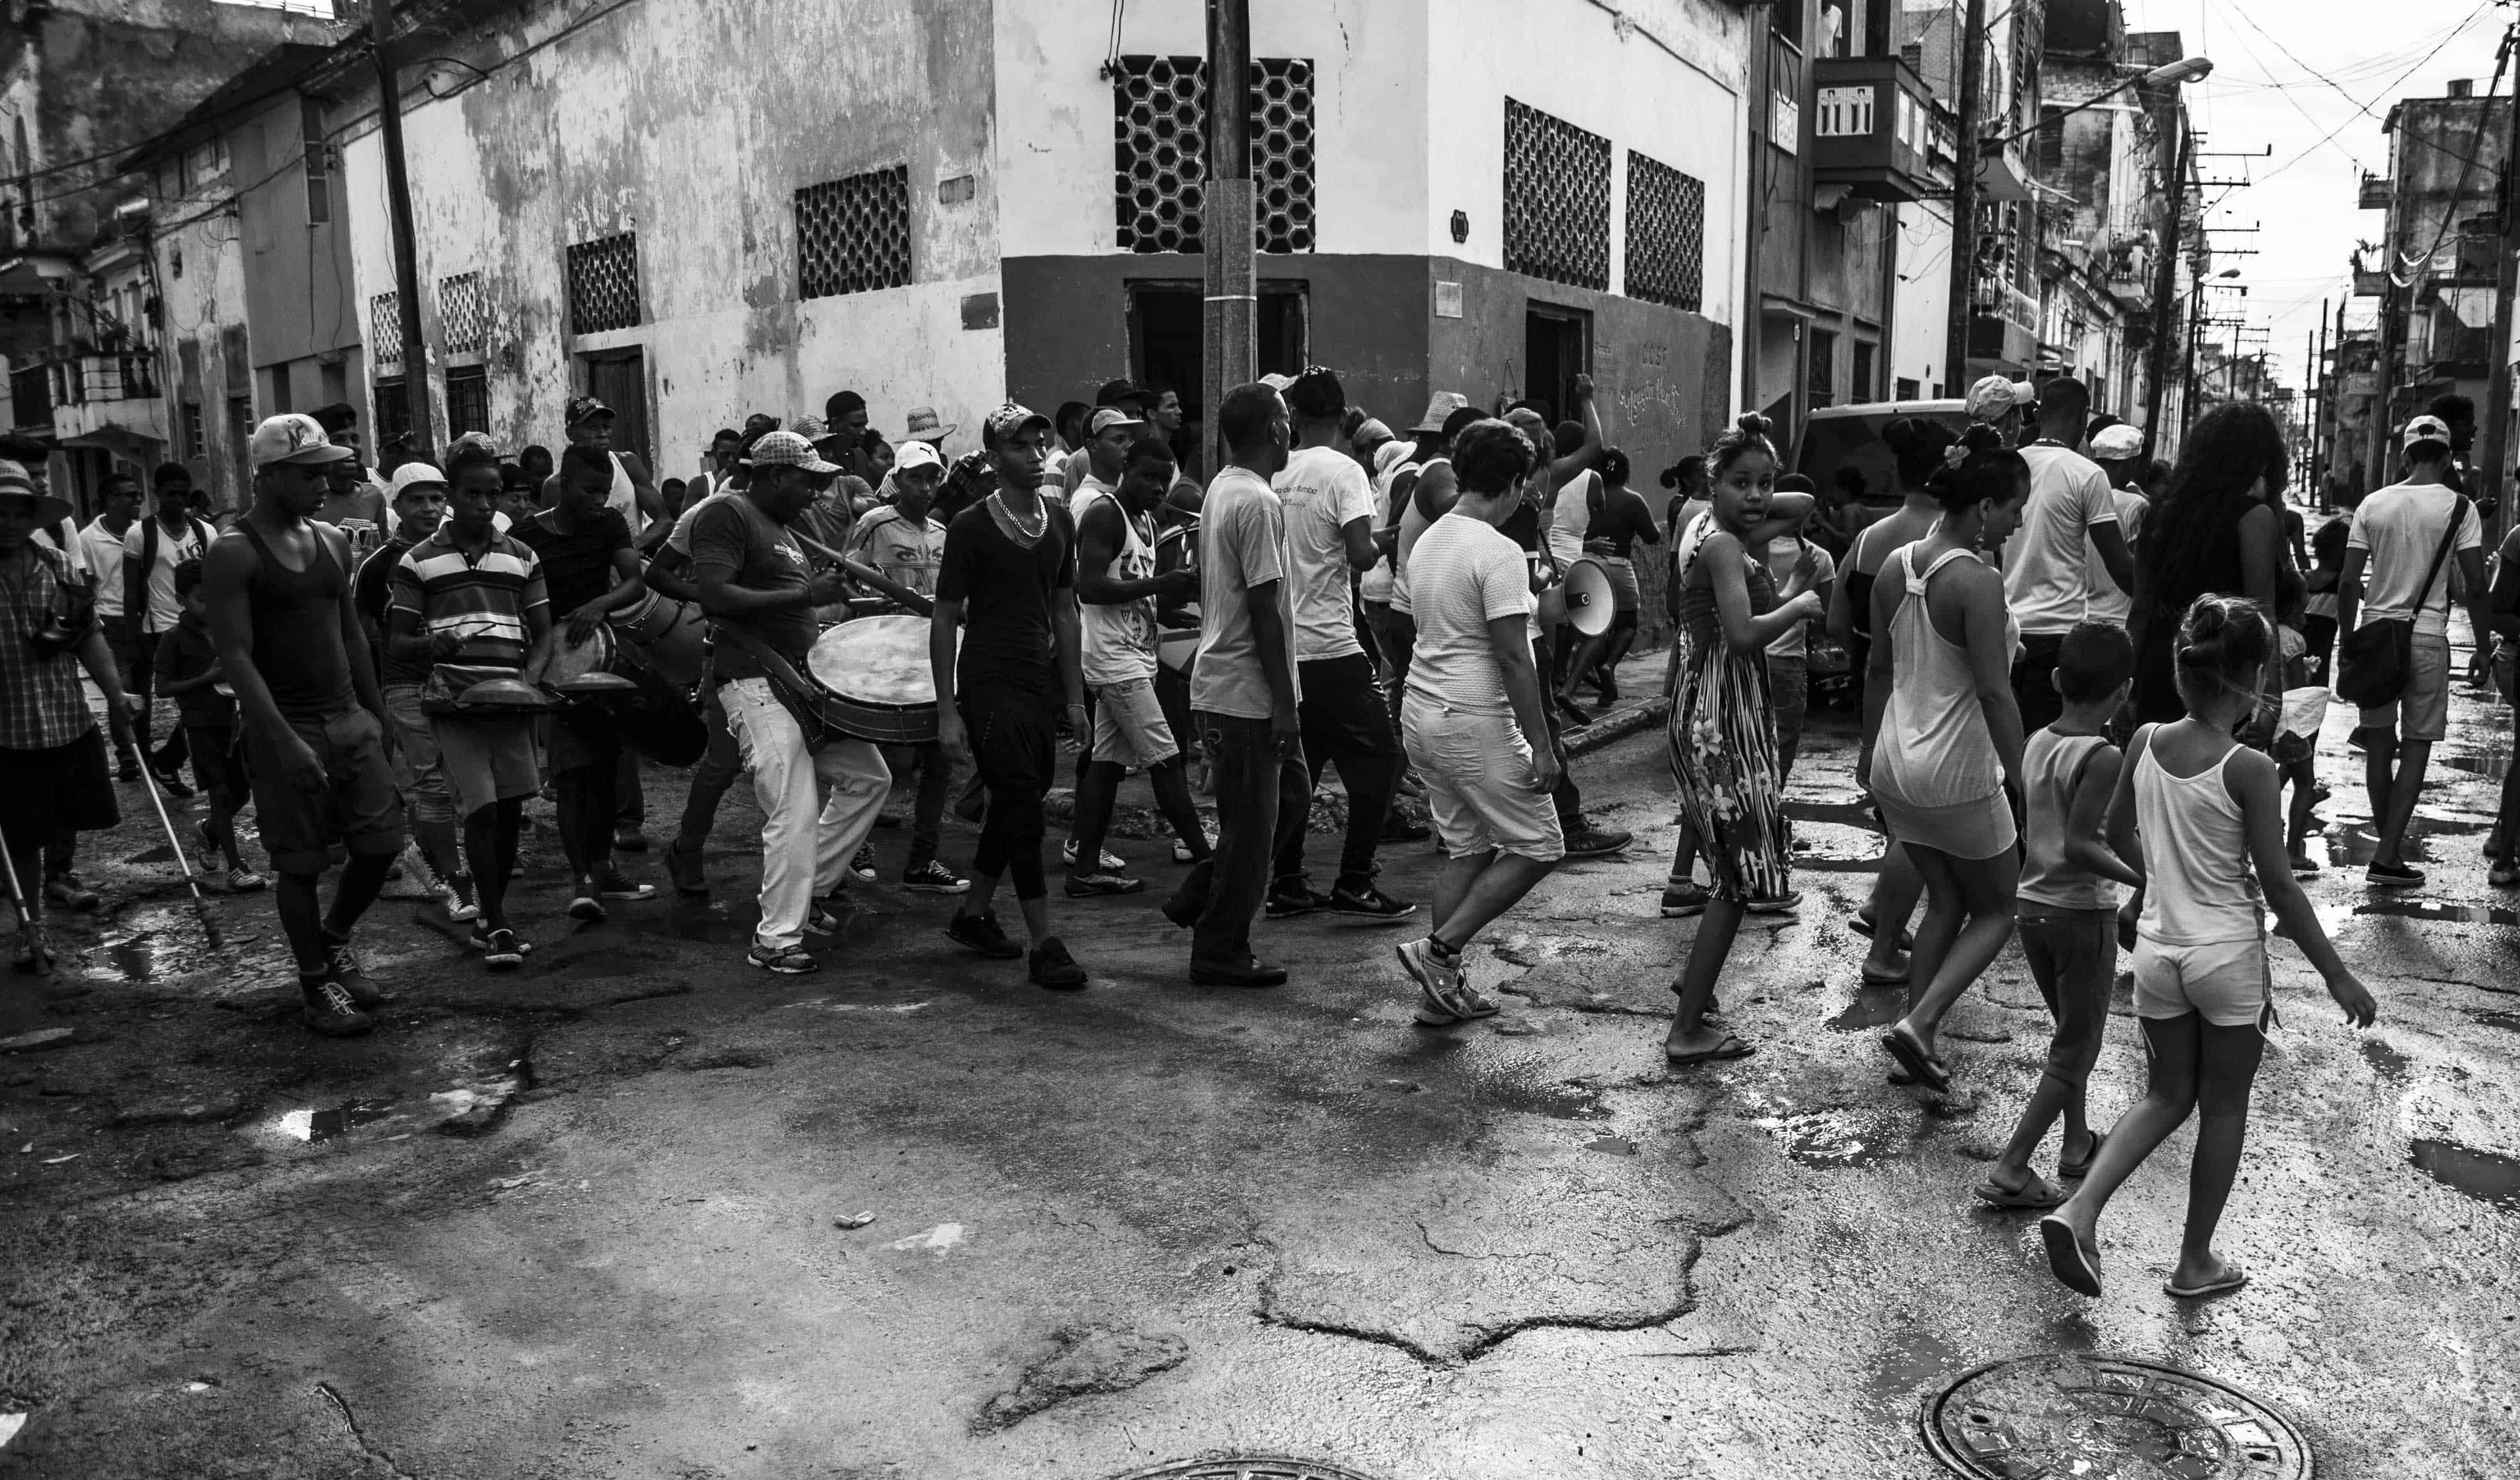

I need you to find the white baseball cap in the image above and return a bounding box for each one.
[894,440,944,475]
[2088,424,2145,461]
[389,462,448,497]
[2403,415,2453,451]
[249,413,356,469]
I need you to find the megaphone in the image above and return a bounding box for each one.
[1561,557,1616,637]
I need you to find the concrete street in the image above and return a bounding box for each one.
[3,659,2516,1479]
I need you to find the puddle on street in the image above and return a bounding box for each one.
[1484,1077,1610,1121]
[1584,1134,1639,1156]
[276,1101,397,1143]
[2355,899,2520,927]
[1864,1326,1965,1413]
[91,908,278,989]
[2470,1010,2520,1032]
[1761,1108,1907,1169]
[2323,812,2491,869]
[2410,1138,2520,1208]
[2437,749,2511,782]
[2361,1038,2412,1080]
[1826,994,1908,1033]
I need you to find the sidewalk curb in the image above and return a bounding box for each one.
[1565,697,1670,758]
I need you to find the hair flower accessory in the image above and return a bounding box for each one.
[1944,444,1971,469]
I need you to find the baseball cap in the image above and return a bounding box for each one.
[1965,375,2022,422]
[1089,406,1146,436]
[2404,414,2454,451]
[389,462,449,497]
[984,401,1053,448]
[564,394,614,426]
[894,440,944,475]
[743,429,841,474]
[2088,424,2146,461]
[1411,391,1470,434]
[249,413,356,469]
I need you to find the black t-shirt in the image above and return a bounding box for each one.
[688,495,816,678]
[937,499,1076,696]
[512,507,631,616]
[353,534,426,685]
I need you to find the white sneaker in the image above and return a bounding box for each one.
[1061,838,1127,871]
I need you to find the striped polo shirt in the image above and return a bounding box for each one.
[389,525,548,689]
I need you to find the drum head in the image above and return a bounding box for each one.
[553,671,638,695]
[1563,558,1616,637]
[808,614,934,704]
[545,625,613,688]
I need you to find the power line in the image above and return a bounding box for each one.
[2249,0,2502,182]
[2391,26,2511,283]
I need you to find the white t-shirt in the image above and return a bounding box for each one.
[2003,443,2120,636]
[1192,466,1301,719]
[1404,510,1535,716]
[1547,468,1600,567]
[1360,459,1407,605]
[122,512,212,634]
[1271,445,1376,664]
[76,517,130,618]
[1763,537,1836,659]
[1072,482,1158,685]
[2083,487,2146,626]
[2348,479,2483,638]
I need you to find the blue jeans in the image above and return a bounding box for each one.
[1169,711,1309,968]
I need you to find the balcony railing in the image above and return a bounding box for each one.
[6,352,161,428]
[74,352,159,403]
[2359,175,2392,211]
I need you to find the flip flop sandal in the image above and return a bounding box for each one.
[1666,1033,1755,1066]
[2039,1215,2103,1297]
[1859,961,1910,987]
[1880,1025,1950,1094]
[1973,1175,2067,1210]
[2057,1130,2107,1180]
[2164,1263,2249,1300]
[1849,915,1916,953]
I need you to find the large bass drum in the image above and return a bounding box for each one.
[610,588,707,689]
[805,614,938,745]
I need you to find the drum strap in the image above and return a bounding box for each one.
[708,623,839,753]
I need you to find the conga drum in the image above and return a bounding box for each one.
[610,588,706,688]
[544,623,633,693]
[804,614,937,745]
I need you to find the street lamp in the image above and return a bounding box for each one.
[1992,56,2214,144]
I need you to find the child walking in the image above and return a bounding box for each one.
[155,561,264,891]
[1976,623,2141,1208]
[2040,596,2376,1300]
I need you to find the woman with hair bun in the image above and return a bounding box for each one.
[1662,413,1823,1064]
[2040,594,2375,1301]
[1865,424,2031,1096]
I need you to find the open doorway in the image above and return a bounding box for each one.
[1127,281,1309,477]
[578,348,650,470]
[1523,302,1591,425]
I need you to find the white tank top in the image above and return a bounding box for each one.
[2132,730,2260,946]
[1072,483,1158,685]
[1391,456,1448,617]
[1872,545,2006,811]
[607,452,644,537]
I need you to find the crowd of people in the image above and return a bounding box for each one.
[6,358,2506,1301]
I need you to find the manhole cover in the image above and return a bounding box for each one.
[1113,1461,1381,1480]
[1922,1354,2311,1479]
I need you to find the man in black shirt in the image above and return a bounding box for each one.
[511,443,654,919]
[931,403,1089,989]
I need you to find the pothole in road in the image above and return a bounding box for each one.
[2410,1138,2520,1208]
[1757,1107,1912,1169]
[1921,1354,2309,1479]
[1111,1460,1385,1480]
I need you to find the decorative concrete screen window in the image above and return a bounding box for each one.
[1814,85,1874,138]
[1503,99,1610,292]
[1624,152,1706,313]
[368,291,402,375]
[796,166,914,299]
[440,272,487,359]
[566,233,642,337]
[1111,55,1316,254]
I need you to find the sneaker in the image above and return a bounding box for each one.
[613,824,650,853]
[665,838,709,896]
[116,756,142,783]
[193,819,220,869]
[1561,824,1632,859]
[470,926,529,970]
[900,859,969,894]
[1028,935,1089,990]
[804,904,845,936]
[849,843,879,883]
[1327,881,1417,921]
[746,942,820,974]
[2364,860,2424,889]
[1265,882,1324,918]
[150,767,194,800]
[595,868,655,902]
[43,873,98,911]
[1190,955,1289,988]
[946,909,1024,960]
[1065,871,1145,897]
[322,934,384,1007]
[568,880,608,922]
[1660,880,1710,918]
[1745,892,1803,915]
[1173,838,1206,863]
[1061,839,1127,872]
[226,866,268,893]
[1160,892,1201,930]
[2492,861,2520,889]
[443,871,480,922]
[301,979,374,1037]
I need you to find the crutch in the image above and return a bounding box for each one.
[0,819,49,976]
[134,766,225,951]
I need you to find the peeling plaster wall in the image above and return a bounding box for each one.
[337,0,1003,480]
[155,197,255,512]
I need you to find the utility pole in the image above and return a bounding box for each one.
[2143,113,2191,451]
[1201,0,1254,474]
[2311,298,2331,509]
[372,0,430,453]
[2302,326,2318,497]
[2478,69,2520,543]
[1941,0,1988,396]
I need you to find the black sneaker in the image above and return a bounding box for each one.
[900,859,969,894]
[302,979,374,1037]
[43,873,98,911]
[1561,825,1632,859]
[322,933,383,1006]
[1190,955,1288,988]
[1265,882,1323,918]
[115,756,141,783]
[2365,861,2425,889]
[151,767,195,800]
[1028,936,1089,991]
[595,868,655,901]
[1381,812,1433,843]
[1064,871,1145,897]
[1160,892,1200,930]
[664,839,709,895]
[568,880,607,922]
[1326,881,1416,921]
[849,843,879,883]
[613,824,650,853]
[946,909,1024,959]
[1661,880,1710,918]
[474,926,529,970]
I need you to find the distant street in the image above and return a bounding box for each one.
[2,655,2516,1479]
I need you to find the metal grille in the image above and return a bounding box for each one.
[566,232,641,337]
[1112,55,1316,254]
[795,166,913,299]
[1504,98,1609,291]
[1624,150,1706,312]
[445,365,489,438]
[369,291,402,375]
[440,272,488,358]
[372,378,408,449]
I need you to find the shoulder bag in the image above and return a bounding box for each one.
[2335,495,2469,708]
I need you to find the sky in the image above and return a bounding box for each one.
[2122,0,2513,390]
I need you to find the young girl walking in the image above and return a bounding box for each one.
[2041,596,2377,1300]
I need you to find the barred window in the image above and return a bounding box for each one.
[1504,100,1610,291]
[446,365,489,438]
[371,379,406,449]
[369,291,402,375]
[1111,54,1316,255]
[1624,150,1706,312]
[796,166,913,299]
[440,272,488,359]
[566,232,642,337]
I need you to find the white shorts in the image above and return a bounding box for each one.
[2132,934,2270,1029]
[1091,676,1179,770]
[1401,695,1564,863]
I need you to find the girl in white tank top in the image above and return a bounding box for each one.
[2040,595,2377,1303]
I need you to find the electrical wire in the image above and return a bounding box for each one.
[2250,0,2502,182]
[2389,27,2510,283]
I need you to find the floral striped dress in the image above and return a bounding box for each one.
[1668,520,1791,903]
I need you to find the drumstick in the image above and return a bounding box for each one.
[789,531,934,618]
